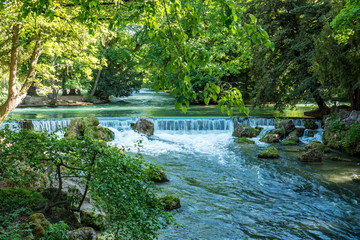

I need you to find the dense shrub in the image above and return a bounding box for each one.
[0,126,173,239]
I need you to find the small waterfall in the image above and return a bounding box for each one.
[235,117,322,128]
[154,118,233,133]
[33,119,71,132]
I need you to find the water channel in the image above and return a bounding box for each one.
[7,90,360,239]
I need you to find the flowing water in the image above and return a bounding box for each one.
[6,90,360,239]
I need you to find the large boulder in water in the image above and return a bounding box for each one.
[65,117,114,141]
[299,148,323,162]
[232,125,260,138]
[134,118,154,136]
[289,128,305,137]
[275,119,295,136]
[304,119,318,130]
[259,133,280,143]
[17,119,34,130]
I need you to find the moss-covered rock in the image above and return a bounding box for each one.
[24,213,50,240]
[299,148,323,162]
[235,137,255,144]
[46,207,81,230]
[232,125,260,138]
[259,134,280,143]
[258,146,279,158]
[307,130,315,137]
[159,195,181,211]
[65,117,114,142]
[282,139,298,145]
[80,211,105,231]
[304,119,318,130]
[84,125,114,141]
[146,168,169,183]
[68,227,97,240]
[283,134,300,145]
[305,141,330,153]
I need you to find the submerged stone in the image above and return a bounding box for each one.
[259,134,280,143]
[235,137,255,144]
[159,195,181,211]
[258,146,279,158]
[299,148,323,162]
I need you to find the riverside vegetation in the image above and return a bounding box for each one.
[0,117,180,240]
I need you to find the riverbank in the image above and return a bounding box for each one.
[18,95,107,108]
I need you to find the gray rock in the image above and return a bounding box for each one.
[17,119,34,130]
[232,125,259,138]
[22,95,32,104]
[68,227,97,240]
[299,148,323,162]
[275,119,295,136]
[289,128,305,137]
[134,118,155,136]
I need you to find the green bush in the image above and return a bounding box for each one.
[40,221,69,240]
[343,124,360,155]
[0,188,46,240]
[329,120,347,133]
[0,126,173,240]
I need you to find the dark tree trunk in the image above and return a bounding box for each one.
[49,89,58,106]
[90,37,110,97]
[27,84,38,96]
[313,89,328,111]
[69,88,76,95]
[61,67,67,95]
[350,87,360,110]
[77,89,81,95]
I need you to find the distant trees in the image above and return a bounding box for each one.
[247,0,360,111]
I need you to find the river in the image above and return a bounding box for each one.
[7,90,360,239]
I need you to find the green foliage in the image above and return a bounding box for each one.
[343,124,360,154]
[329,120,348,133]
[248,0,333,110]
[0,188,46,240]
[40,221,69,240]
[331,0,360,44]
[0,126,173,239]
[93,33,143,100]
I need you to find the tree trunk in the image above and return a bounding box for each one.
[0,26,42,124]
[90,37,110,97]
[313,89,328,111]
[350,87,360,110]
[69,88,76,95]
[61,67,67,95]
[27,84,38,96]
